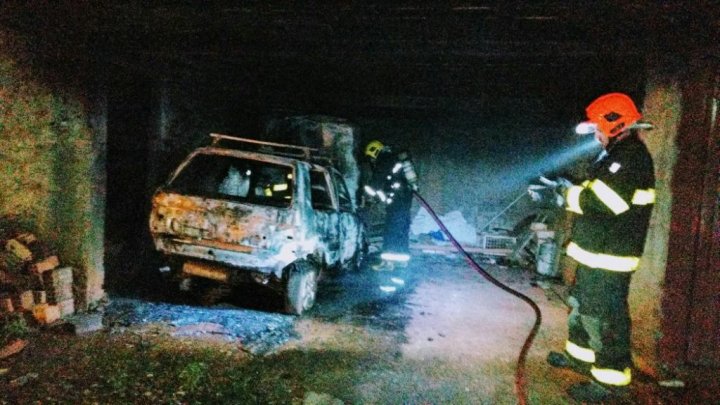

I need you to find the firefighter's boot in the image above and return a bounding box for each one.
[547,351,591,376]
[567,380,629,403]
[372,260,395,272]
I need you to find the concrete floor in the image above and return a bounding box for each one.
[4,249,712,404]
[381,251,715,404]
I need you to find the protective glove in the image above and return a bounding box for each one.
[556,177,573,190]
[529,182,565,207]
[527,184,546,202]
[538,176,558,188]
[538,176,573,197]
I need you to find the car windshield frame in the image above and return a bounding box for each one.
[166,152,295,208]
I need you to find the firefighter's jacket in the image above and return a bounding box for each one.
[564,134,655,272]
[364,147,418,204]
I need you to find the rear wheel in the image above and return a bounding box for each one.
[284,260,318,315]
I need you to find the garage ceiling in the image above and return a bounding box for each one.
[1,1,716,118]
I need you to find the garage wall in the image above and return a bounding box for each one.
[632,54,720,375]
[630,69,682,378]
[354,115,585,234]
[0,30,106,309]
[658,60,720,369]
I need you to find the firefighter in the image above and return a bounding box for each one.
[363,140,419,274]
[541,93,656,402]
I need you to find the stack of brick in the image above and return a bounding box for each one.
[0,231,75,325]
[43,267,74,318]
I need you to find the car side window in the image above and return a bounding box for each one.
[310,170,335,211]
[332,171,353,212]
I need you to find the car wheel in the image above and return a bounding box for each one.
[284,260,318,315]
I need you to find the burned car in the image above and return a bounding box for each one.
[149,134,366,314]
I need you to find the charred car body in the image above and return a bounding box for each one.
[149,134,366,314]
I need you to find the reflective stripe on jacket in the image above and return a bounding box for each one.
[367,148,417,203]
[564,134,655,268]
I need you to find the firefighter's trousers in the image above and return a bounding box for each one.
[567,264,633,381]
[382,189,412,255]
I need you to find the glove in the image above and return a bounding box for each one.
[529,183,565,207]
[556,177,573,190]
[538,176,558,188]
[527,184,546,202]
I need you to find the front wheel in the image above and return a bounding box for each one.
[284,260,318,315]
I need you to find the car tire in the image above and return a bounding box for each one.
[284,260,318,315]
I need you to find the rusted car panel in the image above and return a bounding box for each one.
[149,137,365,313]
[150,191,306,278]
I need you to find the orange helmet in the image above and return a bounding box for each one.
[584,93,642,137]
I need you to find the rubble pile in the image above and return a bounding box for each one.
[105,298,297,355]
[0,228,75,327]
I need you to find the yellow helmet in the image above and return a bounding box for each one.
[365,140,384,159]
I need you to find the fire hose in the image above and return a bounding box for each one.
[413,190,542,405]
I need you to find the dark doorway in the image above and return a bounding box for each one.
[104,78,156,294]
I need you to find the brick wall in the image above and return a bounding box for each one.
[0,30,106,310]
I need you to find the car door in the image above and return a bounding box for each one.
[330,169,361,265]
[309,168,342,266]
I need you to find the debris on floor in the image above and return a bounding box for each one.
[65,312,105,335]
[0,338,27,359]
[104,298,297,354]
[303,391,344,405]
[411,209,477,245]
[8,371,38,387]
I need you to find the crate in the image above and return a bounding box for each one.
[478,234,518,251]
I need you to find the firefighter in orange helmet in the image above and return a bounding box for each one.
[547,93,656,402]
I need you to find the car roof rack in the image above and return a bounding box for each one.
[209,133,336,166]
